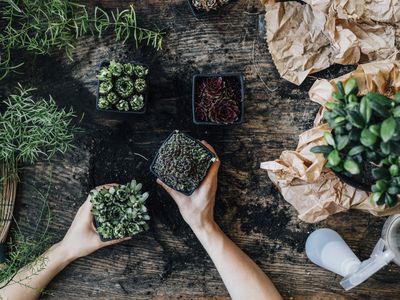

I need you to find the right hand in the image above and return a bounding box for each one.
[157,141,220,232]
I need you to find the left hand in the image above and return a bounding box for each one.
[59,184,130,261]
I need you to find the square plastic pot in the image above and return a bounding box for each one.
[150,130,216,196]
[96,60,149,115]
[192,73,245,125]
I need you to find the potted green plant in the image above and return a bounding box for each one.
[192,74,245,125]
[311,78,400,207]
[188,0,232,17]
[96,60,149,114]
[89,180,150,241]
[150,130,217,195]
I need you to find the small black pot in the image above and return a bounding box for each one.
[149,130,216,196]
[192,73,245,125]
[334,161,374,192]
[96,60,149,116]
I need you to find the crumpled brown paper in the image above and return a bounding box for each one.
[261,0,400,85]
[261,61,400,223]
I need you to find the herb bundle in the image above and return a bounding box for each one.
[311,78,400,207]
[97,60,148,112]
[90,180,150,240]
[192,0,231,11]
[195,76,242,124]
[151,131,216,195]
[0,0,164,80]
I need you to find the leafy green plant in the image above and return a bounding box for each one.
[311,78,400,207]
[89,180,150,240]
[151,131,217,195]
[0,0,164,80]
[97,60,148,112]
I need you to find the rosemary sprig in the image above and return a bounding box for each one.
[0,1,165,80]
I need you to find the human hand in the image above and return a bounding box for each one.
[157,141,220,232]
[59,184,130,261]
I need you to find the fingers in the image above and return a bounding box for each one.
[95,183,118,190]
[200,140,219,159]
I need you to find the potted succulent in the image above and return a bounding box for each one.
[188,0,233,17]
[96,60,149,114]
[192,73,244,125]
[150,130,217,195]
[89,180,150,241]
[311,78,400,207]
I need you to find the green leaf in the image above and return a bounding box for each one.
[359,96,372,123]
[380,142,391,155]
[325,102,337,110]
[323,132,336,147]
[369,124,381,136]
[366,92,392,107]
[376,179,388,192]
[337,81,345,97]
[372,167,390,180]
[347,110,364,128]
[348,145,364,156]
[369,101,390,118]
[392,106,400,117]
[388,186,400,195]
[327,149,341,166]
[371,192,383,204]
[390,164,399,176]
[360,128,378,147]
[395,92,400,104]
[349,128,360,141]
[385,194,396,207]
[336,135,350,151]
[381,117,396,142]
[344,78,358,95]
[343,159,360,175]
[310,145,333,154]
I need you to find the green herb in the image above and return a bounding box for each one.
[97,60,148,112]
[151,131,216,194]
[311,79,400,207]
[0,1,164,80]
[89,180,150,240]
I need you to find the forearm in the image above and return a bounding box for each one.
[193,222,282,300]
[0,242,74,300]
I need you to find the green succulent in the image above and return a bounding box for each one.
[135,78,147,93]
[124,63,134,76]
[311,78,400,207]
[106,92,118,105]
[108,60,124,77]
[133,65,149,78]
[116,76,135,98]
[89,180,150,240]
[97,67,112,81]
[130,95,144,111]
[98,96,110,109]
[116,100,129,111]
[99,81,113,94]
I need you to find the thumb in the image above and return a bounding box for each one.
[156,179,186,207]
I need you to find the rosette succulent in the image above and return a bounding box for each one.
[116,76,135,98]
[97,61,149,112]
[194,76,242,124]
[192,0,230,11]
[311,78,400,207]
[89,180,150,240]
[151,131,217,194]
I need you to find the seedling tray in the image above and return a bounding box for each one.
[96,60,149,115]
[150,130,216,196]
[192,73,245,125]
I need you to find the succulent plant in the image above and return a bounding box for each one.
[133,65,149,78]
[99,81,113,95]
[192,0,230,11]
[116,76,135,98]
[89,180,150,240]
[130,95,144,111]
[97,61,148,112]
[195,76,242,124]
[311,78,400,207]
[134,78,147,93]
[116,100,130,111]
[152,131,217,194]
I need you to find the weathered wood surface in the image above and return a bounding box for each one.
[4,0,400,299]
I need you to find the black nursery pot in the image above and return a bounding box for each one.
[334,161,374,192]
[149,130,216,196]
[96,60,149,115]
[192,73,245,125]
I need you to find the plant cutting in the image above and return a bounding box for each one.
[97,60,149,113]
[89,180,150,240]
[193,74,244,125]
[0,84,77,262]
[0,1,164,80]
[311,78,400,207]
[150,130,217,195]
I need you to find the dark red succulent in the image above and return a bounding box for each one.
[208,98,240,124]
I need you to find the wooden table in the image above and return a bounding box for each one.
[7,0,400,299]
